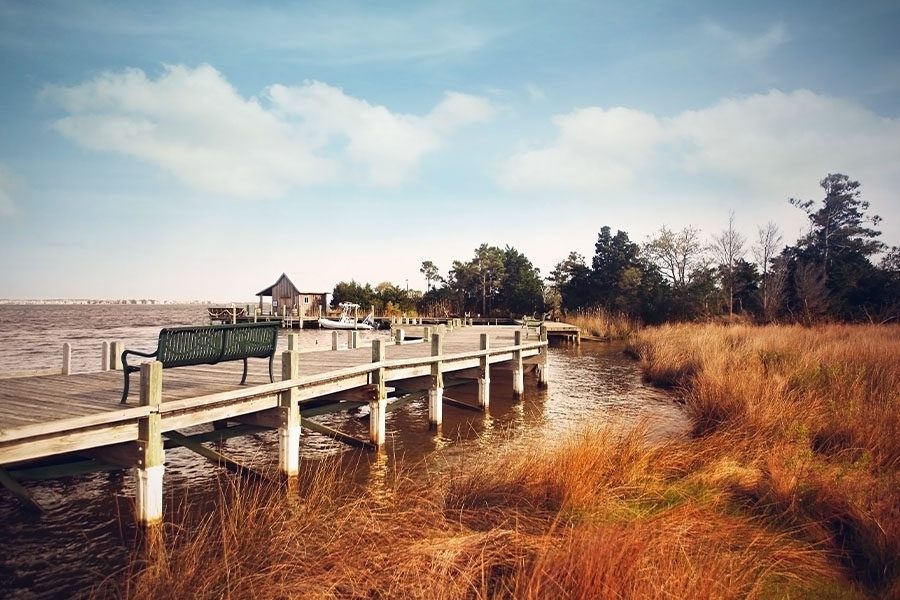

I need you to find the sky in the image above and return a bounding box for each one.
[1,0,898,301]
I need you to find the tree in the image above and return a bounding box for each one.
[330,280,375,310]
[498,246,544,316]
[711,211,747,317]
[789,174,886,318]
[644,225,704,289]
[752,222,783,321]
[420,261,440,291]
[790,174,884,279]
[473,244,505,316]
[589,226,668,322]
[549,251,592,312]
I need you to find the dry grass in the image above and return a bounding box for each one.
[95,323,899,599]
[632,323,900,596]
[565,309,641,340]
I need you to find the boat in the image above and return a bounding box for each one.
[318,303,375,330]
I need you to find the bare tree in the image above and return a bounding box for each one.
[712,211,747,317]
[752,222,783,320]
[644,225,704,288]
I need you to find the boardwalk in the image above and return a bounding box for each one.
[0,324,557,523]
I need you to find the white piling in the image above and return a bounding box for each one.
[429,333,444,427]
[62,342,72,375]
[478,333,490,409]
[278,350,301,476]
[370,340,387,447]
[512,330,524,398]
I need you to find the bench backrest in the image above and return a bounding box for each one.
[156,322,279,368]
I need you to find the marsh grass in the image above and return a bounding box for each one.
[565,309,641,340]
[97,324,898,599]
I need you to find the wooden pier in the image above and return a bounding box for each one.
[0,324,562,524]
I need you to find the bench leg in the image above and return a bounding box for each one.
[268,355,275,383]
[121,370,131,404]
[240,358,248,385]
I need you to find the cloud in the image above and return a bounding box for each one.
[268,84,494,187]
[0,164,17,217]
[496,90,900,209]
[703,20,787,61]
[498,106,667,191]
[43,64,496,196]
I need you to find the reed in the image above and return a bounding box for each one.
[565,309,640,340]
[633,322,900,595]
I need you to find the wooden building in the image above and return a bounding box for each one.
[256,273,327,317]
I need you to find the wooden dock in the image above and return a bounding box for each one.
[0,323,563,524]
[215,310,582,344]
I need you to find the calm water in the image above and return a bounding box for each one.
[0,305,687,599]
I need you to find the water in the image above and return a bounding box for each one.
[0,305,687,598]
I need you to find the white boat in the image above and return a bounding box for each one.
[318,303,375,330]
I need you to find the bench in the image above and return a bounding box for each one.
[120,322,280,403]
[521,313,550,338]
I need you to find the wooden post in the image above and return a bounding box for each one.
[394,329,405,344]
[423,326,432,341]
[279,350,301,476]
[110,341,123,371]
[512,330,524,399]
[537,326,550,388]
[135,361,164,525]
[101,341,110,372]
[429,333,443,427]
[62,342,72,375]
[331,331,339,351]
[370,340,387,447]
[348,330,359,349]
[478,333,490,409]
[231,305,237,325]
[287,333,300,351]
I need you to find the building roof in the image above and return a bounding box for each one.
[256,273,327,297]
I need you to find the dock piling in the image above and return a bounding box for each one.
[537,326,550,388]
[101,341,109,372]
[479,333,490,409]
[287,334,300,351]
[394,329,405,344]
[135,361,164,525]
[278,350,301,477]
[110,341,123,371]
[331,331,339,351]
[369,340,387,447]
[62,343,72,376]
[512,330,524,398]
[429,333,444,427]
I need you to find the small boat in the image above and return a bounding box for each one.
[318,303,375,330]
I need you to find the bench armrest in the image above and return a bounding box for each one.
[122,348,159,371]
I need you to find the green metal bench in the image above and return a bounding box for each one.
[120,322,280,403]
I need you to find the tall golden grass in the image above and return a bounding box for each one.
[96,323,897,599]
[631,323,900,596]
[565,309,641,340]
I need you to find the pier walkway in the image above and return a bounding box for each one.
[0,324,558,523]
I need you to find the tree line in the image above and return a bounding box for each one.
[331,174,898,323]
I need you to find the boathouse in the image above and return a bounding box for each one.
[256,273,327,317]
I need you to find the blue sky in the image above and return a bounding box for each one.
[1,0,898,300]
